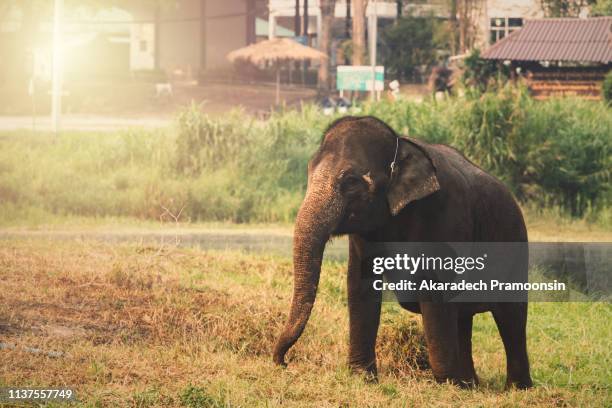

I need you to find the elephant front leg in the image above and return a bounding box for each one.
[347,237,381,379]
[457,314,479,387]
[420,302,464,385]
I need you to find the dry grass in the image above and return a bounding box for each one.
[523,209,612,242]
[0,239,610,407]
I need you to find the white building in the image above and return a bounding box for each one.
[475,0,543,47]
[128,0,264,75]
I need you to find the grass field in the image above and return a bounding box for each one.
[1,207,611,242]
[1,239,610,407]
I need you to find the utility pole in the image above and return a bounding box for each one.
[51,0,63,135]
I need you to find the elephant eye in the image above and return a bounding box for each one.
[340,174,365,193]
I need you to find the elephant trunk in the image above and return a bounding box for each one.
[273,172,342,366]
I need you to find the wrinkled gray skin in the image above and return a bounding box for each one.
[273,116,533,389]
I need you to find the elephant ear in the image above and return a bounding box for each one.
[387,138,440,216]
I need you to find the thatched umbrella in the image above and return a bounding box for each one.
[227,38,328,105]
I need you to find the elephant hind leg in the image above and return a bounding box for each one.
[420,302,461,384]
[457,314,478,388]
[492,303,533,389]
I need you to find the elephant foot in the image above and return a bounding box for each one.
[362,371,379,384]
[505,376,533,390]
[272,351,288,367]
[456,368,479,389]
[348,361,378,383]
[456,375,479,389]
[432,371,478,388]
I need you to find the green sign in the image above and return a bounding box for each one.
[337,65,385,91]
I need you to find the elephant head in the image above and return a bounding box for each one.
[273,116,440,366]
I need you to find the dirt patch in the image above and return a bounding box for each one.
[0,81,318,119]
[0,240,429,373]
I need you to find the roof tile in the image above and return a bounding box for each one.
[482,17,612,63]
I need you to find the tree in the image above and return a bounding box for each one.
[345,0,351,37]
[381,15,448,81]
[539,0,593,16]
[602,70,612,104]
[457,0,479,53]
[303,0,309,81]
[591,0,612,14]
[303,0,309,36]
[448,0,458,54]
[352,0,366,65]
[460,48,509,91]
[318,0,336,91]
[295,0,301,37]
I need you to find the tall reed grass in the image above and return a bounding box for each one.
[0,87,609,225]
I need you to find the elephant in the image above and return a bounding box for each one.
[272,116,533,389]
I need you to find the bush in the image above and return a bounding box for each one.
[602,71,612,105]
[451,85,611,217]
[461,49,510,92]
[175,103,252,175]
[591,0,612,16]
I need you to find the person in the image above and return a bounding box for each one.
[388,80,400,101]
